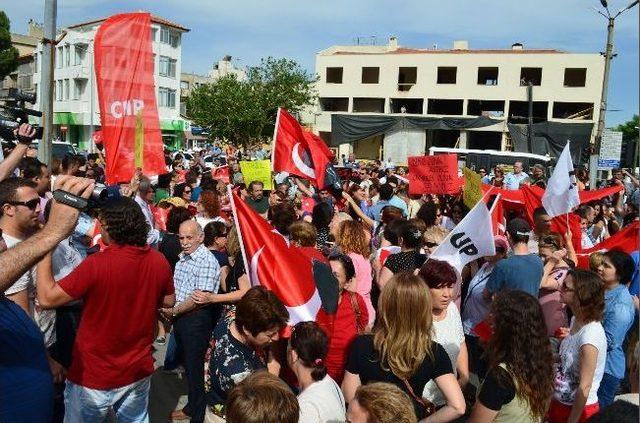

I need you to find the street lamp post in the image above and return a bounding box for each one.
[591,0,639,187]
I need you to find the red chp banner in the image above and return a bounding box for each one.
[408,154,460,195]
[94,13,166,184]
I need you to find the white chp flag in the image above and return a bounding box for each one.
[542,141,580,218]
[430,200,495,273]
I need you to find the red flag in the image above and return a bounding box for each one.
[94,13,165,184]
[576,221,640,269]
[229,189,338,327]
[212,165,230,184]
[272,108,330,188]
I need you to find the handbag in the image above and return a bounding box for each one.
[348,292,366,334]
[400,377,436,417]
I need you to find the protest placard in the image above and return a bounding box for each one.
[240,160,273,190]
[408,154,459,195]
[463,167,483,208]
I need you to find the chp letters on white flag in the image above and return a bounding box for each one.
[430,200,496,273]
[542,141,580,218]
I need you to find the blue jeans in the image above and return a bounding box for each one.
[64,376,150,423]
[597,372,621,409]
[163,330,181,370]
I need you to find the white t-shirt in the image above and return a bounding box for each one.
[554,320,606,406]
[298,375,346,423]
[195,215,225,229]
[423,302,465,405]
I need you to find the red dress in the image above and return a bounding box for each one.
[324,290,369,384]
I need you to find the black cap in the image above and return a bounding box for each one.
[506,217,531,238]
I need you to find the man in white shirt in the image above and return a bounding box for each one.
[134,176,161,247]
[504,161,529,190]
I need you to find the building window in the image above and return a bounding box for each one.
[160,28,179,47]
[353,98,385,113]
[326,67,343,83]
[159,87,176,108]
[180,81,190,90]
[563,68,586,87]
[520,67,542,86]
[63,79,70,100]
[397,67,417,91]
[467,100,505,117]
[427,99,464,115]
[391,98,423,114]
[18,75,33,90]
[56,47,63,68]
[65,45,71,67]
[552,102,594,119]
[34,53,38,73]
[150,27,158,42]
[319,97,349,112]
[477,67,499,85]
[159,56,177,78]
[437,67,457,84]
[361,67,379,84]
[74,45,84,65]
[73,80,84,100]
[56,80,62,101]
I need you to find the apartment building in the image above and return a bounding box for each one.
[1,20,42,98]
[307,37,604,163]
[32,14,190,150]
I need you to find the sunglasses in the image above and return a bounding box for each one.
[425,241,439,248]
[6,199,40,210]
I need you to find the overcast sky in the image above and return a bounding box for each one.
[5,0,639,125]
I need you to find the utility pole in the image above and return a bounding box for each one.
[38,0,57,167]
[527,82,533,153]
[591,0,639,187]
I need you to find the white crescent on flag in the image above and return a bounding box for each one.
[292,143,316,179]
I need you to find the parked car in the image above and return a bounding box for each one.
[30,141,78,160]
[203,154,227,169]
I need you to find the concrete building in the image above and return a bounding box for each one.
[1,20,42,99]
[306,37,604,163]
[32,14,190,150]
[180,55,246,114]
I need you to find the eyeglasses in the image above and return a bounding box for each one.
[6,199,40,210]
[184,190,192,194]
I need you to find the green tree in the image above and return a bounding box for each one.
[247,57,318,128]
[614,114,639,141]
[0,11,19,80]
[185,57,317,148]
[186,74,265,147]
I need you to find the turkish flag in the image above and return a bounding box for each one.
[229,189,338,328]
[94,13,165,184]
[272,108,332,189]
[576,221,640,269]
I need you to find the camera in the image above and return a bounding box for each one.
[0,88,44,142]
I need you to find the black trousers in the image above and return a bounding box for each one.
[173,307,214,423]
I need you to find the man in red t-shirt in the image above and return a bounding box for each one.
[37,197,175,422]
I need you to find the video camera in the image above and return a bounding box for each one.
[0,88,44,142]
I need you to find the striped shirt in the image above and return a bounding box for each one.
[174,244,220,303]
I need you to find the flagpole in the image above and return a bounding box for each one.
[227,186,252,285]
[489,193,502,214]
[270,108,281,172]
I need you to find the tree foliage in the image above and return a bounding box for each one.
[614,114,639,141]
[186,57,317,148]
[0,11,19,80]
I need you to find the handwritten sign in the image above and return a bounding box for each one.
[240,160,273,190]
[463,167,483,208]
[408,154,459,195]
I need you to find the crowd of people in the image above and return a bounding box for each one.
[0,123,638,423]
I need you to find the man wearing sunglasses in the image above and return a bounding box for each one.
[0,177,43,314]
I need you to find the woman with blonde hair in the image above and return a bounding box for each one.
[347,382,417,423]
[335,220,375,327]
[342,272,465,421]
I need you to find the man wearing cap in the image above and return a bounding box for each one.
[484,217,543,298]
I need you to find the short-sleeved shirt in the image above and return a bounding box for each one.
[0,297,53,423]
[478,364,536,423]
[205,317,266,407]
[384,250,428,274]
[423,302,465,405]
[554,320,606,406]
[58,244,174,389]
[486,254,543,297]
[174,244,220,303]
[346,335,453,419]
